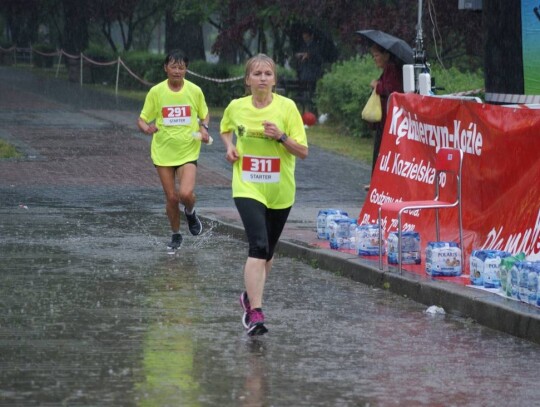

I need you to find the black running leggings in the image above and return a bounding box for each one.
[234,197,291,261]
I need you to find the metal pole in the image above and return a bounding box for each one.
[80,53,83,87]
[416,0,423,50]
[115,57,120,96]
[413,0,429,93]
[55,51,62,78]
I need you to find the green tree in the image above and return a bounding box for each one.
[0,0,41,46]
[164,0,216,59]
[87,0,164,53]
[62,0,89,53]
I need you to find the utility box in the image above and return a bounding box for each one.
[459,0,482,10]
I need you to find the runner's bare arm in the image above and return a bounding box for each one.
[220,131,239,163]
[137,117,158,135]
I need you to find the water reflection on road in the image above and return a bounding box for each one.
[1,208,540,406]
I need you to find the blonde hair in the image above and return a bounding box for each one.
[244,53,277,92]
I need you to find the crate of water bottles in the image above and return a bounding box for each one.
[328,217,357,250]
[355,223,385,256]
[316,208,348,240]
[387,231,421,265]
[505,260,540,306]
[469,249,511,288]
[425,241,462,276]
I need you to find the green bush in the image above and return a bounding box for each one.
[32,43,56,68]
[112,52,248,103]
[315,55,378,137]
[119,51,164,90]
[186,60,246,107]
[0,42,14,65]
[83,43,117,85]
[430,64,484,97]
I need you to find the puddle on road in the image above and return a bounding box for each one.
[1,209,540,406]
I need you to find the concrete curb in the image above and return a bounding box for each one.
[203,215,540,344]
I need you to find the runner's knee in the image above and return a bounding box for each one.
[178,190,194,205]
[165,192,179,206]
[248,237,268,259]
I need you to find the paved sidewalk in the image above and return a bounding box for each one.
[1,66,540,344]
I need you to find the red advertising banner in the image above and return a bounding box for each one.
[359,93,540,265]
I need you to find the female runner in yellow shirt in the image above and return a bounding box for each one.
[220,54,308,336]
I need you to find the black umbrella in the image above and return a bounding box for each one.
[356,30,413,64]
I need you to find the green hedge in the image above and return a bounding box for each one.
[0,42,14,65]
[84,43,117,85]
[315,55,378,137]
[32,43,56,68]
[115,53,247,106]
[185,60,246,107]
[315,56,484,137]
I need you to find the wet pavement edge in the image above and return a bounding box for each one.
[201,213,540,345]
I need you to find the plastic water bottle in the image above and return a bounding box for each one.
[500,253,526,297]
[527,264,538,305]
[192,131,214,145]
[324,211,348,240]
[316,209,331,239]
[509,263,520,299]
[518,261,530,302]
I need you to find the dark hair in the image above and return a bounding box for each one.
[369,44,403,67]
[163,49,189,67]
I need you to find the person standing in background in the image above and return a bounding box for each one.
[364,43,404,191]
[295,28,324,110]
[220,54,308,336]
[137,50,210,252]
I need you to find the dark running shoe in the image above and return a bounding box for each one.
[247,309,268,336]
[167,233,183,251]
[240,291,251,329]
[184,208,202,236]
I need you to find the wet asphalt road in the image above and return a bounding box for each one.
[2,66,540,406]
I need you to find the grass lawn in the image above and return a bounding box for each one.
[0,140,22,159]
[304,123,373,164]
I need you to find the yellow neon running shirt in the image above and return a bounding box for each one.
[220,93,308,209]
[140,79,209,166]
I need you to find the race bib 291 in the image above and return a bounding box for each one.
[162,105,192,126]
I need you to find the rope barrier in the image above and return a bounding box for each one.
[117,58,154,87]
[61,50,80,59]
[81,53,118,67]
[0,44,481,97]
[186,70,243,83]
[0,45,244,91]
[32,49,61,57]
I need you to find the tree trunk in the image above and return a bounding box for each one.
[483,0,523,96]
[62,0,88,54]
[164,10,205,61]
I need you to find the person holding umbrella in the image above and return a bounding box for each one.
[357,30,411,191]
